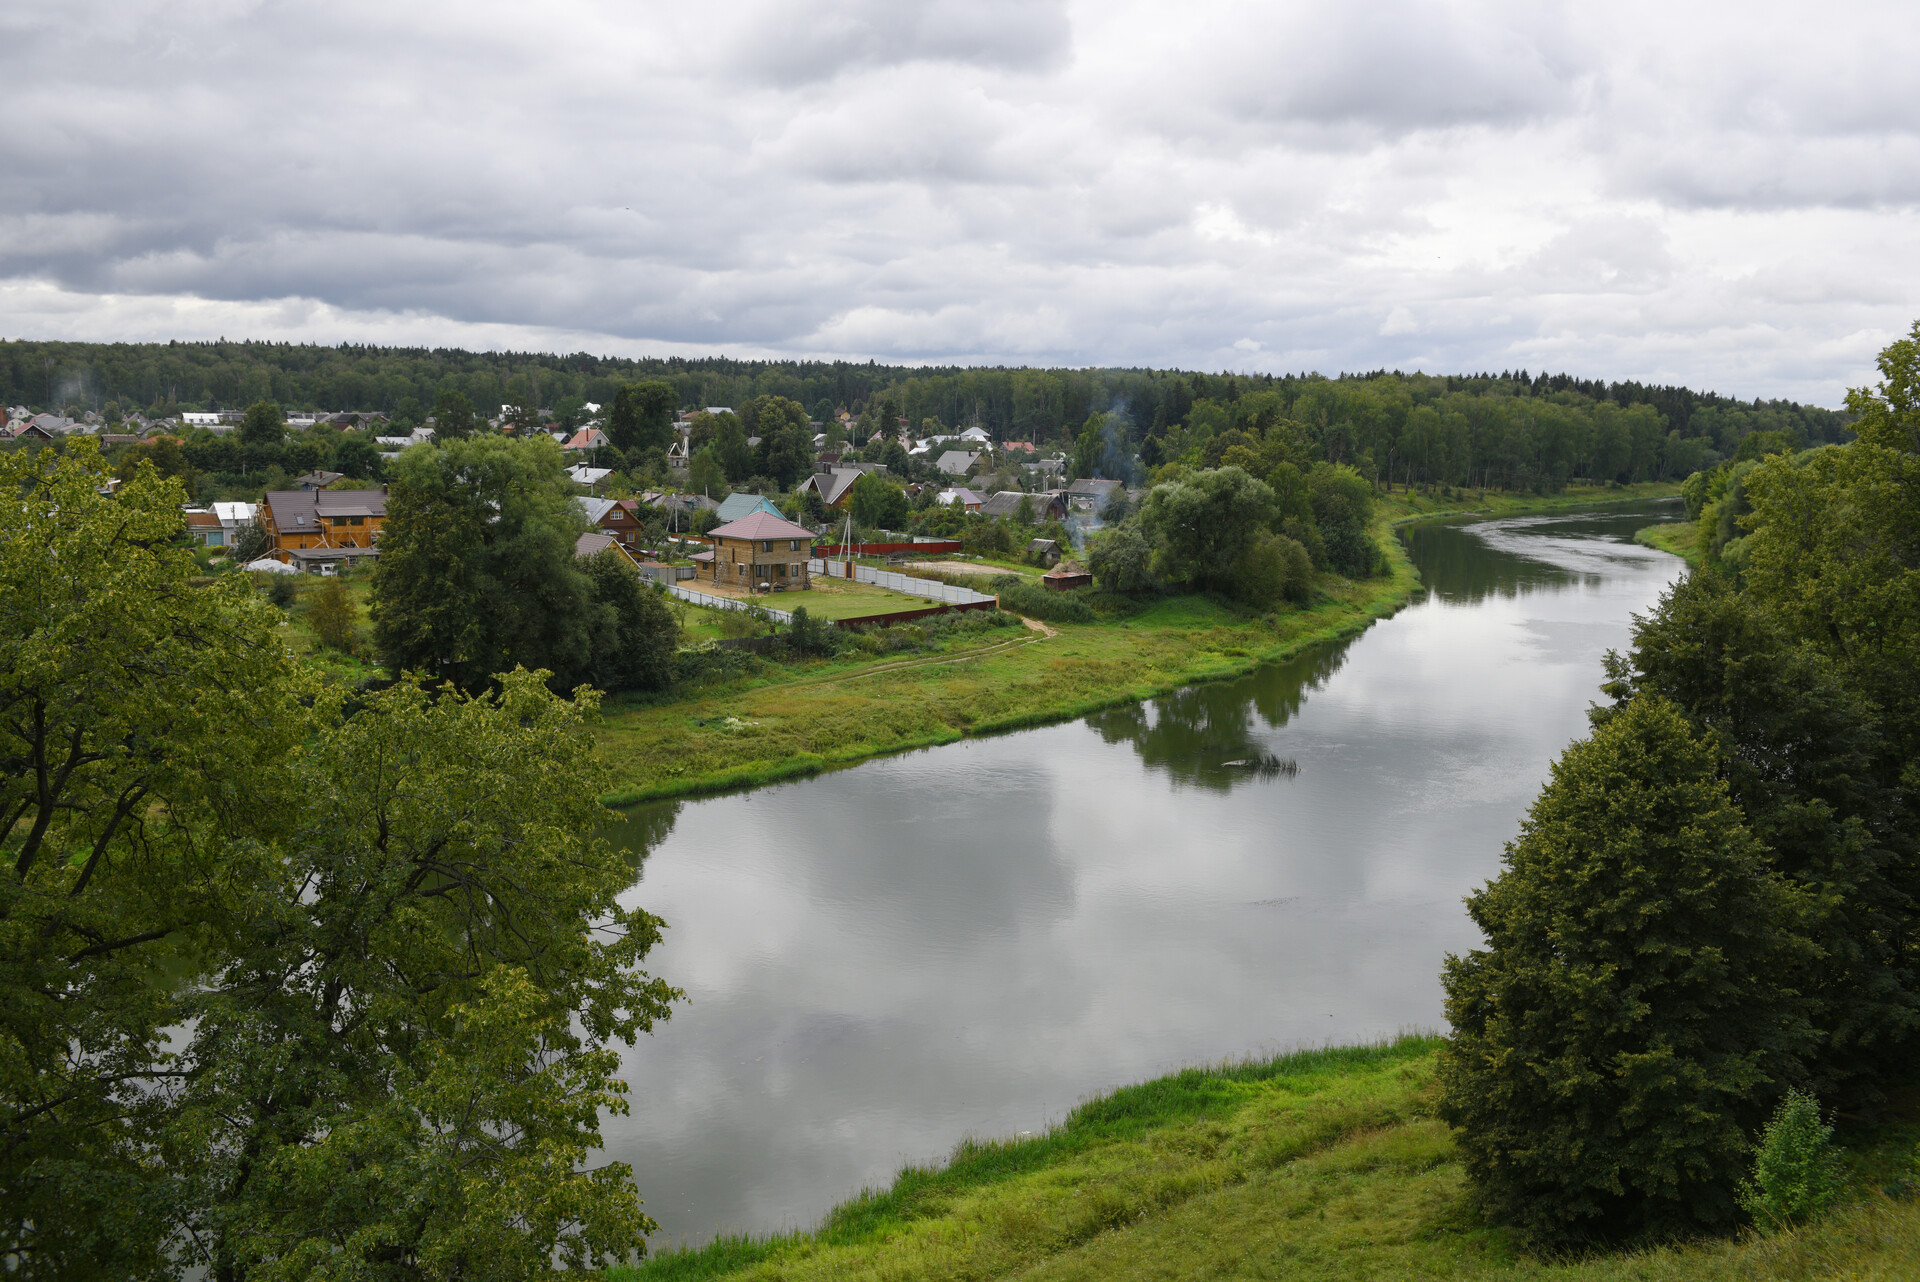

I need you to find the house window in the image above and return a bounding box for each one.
[762,540,773,552]
[610,509,623,520]
[348,516,364,526]
[790,540,803,551]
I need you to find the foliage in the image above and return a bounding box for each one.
[304,574,360,652]
[1739,1090,1843,1232]
[1843,316,1920,454]
[1232,529,1313,606]
[783,606,836,658]
[1089,521,1155,593]
[173,673,681,1280]
[1307,462,1382,577]
[113,436,199,491]
[0,440,298,1278]
[743,395,814,488]
[239,399,285,446]
[263,570,300,608]
[582,553,678,693]
[609,381,676,453]
[994,581,1096,623]
[1139,466,1276,594]
[430,389,478,439]
[1606,574,1917,1096]
[847,472,909,528]
[1438,695,1814,1247]
[371,435,595,691]
[687,447,729,499]
[333,431,382,479]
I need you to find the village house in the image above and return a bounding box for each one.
[1027,537,1063,567]
[563,426,609,452]
[291,470,344,491]
[261,487,389,560]
[691,510,816,592]
[933,450,980,477]
[566,463,614,489]
[574,496,643,544]
[1065,477,1125,511]
[715,492,785,523]
[936,486,983,512]
[184,509,226,547]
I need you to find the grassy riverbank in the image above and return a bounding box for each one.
[614,1036,1920,1281]
[1634,521,1703,567]
[592,483,1681,805]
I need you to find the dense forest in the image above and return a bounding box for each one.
[2,339,1852,494]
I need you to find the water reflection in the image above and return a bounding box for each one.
[603,500,1686,1248]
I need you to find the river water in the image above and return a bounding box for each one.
[603,501,1685,1249]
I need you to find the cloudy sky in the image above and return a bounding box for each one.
[4,0,1916,404]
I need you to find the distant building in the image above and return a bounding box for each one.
[715,492,786,523]
[697,511,816,591]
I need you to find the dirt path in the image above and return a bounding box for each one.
[901,560,1022,578]
[1018,615,1057,638]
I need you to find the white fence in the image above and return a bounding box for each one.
[808,559,996,606]
[665,582,796,624]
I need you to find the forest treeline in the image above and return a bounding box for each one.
[4,339,1851,493]
[1437,322,1920,1248]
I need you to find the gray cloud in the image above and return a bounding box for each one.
[0,0,1916,403]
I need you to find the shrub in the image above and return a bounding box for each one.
[264,573,300,608]
[1231,529,1313,607]
[1740,1090,1843,1231]
[993,581,1095,624]
[673,644,760,686]
[1088,521,1156,594]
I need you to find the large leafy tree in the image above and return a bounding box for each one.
[1,443,300,1276]
[2,444,681,1278]
[372,435,595,691]
[745,396,815,489]
[580,552,678,694]
[238,400,284,446]
[430,390,479,441]
[847,472,908,529]
[175,674,678,1280]
[1137,466,1276,594]
[607,381,676,454]
[1438,695,1813,1247]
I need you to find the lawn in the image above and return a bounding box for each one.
[613,1037,1920,1282]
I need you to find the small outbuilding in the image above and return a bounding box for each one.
[1042,559,1092,591]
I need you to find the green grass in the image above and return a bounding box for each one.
[611,1037,1920,1282]
[1379,480,1686,525]
[272,572,384,684]
[1634,521,1703,567]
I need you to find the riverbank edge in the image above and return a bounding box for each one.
[596,483,1683,807]
[611,1033,1919,1281]
[1634,520,1704,567]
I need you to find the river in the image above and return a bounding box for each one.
[602,500,1685,1249]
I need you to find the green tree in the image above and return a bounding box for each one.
[1232,529,1312,606]
[1740,1089,1843,1231]
[580,552,677,693]
[1611,574,1917,1096]
[608,381,676,454]
[239,400,285,446]
[1844,316,1920,454]
[1088,520,1156,594]
[747,396,815,488]
[305,574,360,653]
[1438,695,1814,1246]
[431,390,478,440]
[847,472,909,529]
[173,673,679,1279]
[371,436,595,691]
[1138,466,1276,594]
[333,432,382,480]
[1,441,300,1277]
[1307,462,1380,577]
[114,436,199,492]
[688,447,729,500]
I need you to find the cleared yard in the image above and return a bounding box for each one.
[900,559,1037,578]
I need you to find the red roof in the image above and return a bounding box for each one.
[707,511,816,542]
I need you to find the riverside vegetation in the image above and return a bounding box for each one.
[8,329,1912,1279]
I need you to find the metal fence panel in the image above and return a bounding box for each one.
[665,582,795,624]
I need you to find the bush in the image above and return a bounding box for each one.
[1740,1090,1843,1231]
[994,581,1095,624]
[673,644,761,686]
[1231,529,1313,607]
[1088,521,1156,594]
[784,606,837,657]
[264,574,300,608]
[305,576,359,653]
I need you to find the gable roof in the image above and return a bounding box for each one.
[800,470,862,505]
[1066,477,1123,496]
[291,470,343,490]
[934,450,980,476]
[716,492,784,523]
[575,496,618,524]
[183,510,222,530]
[575,531,642,564]
[707,510,816,542]
[978,491,1032,518]
[564,427,608,451]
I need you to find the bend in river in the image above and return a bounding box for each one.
[603,501,1685,1248]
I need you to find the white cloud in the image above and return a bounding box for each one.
[1,0,1917,402]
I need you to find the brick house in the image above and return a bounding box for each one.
[693,511,816,591]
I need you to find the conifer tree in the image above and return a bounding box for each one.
[1439,695,1813,1246]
